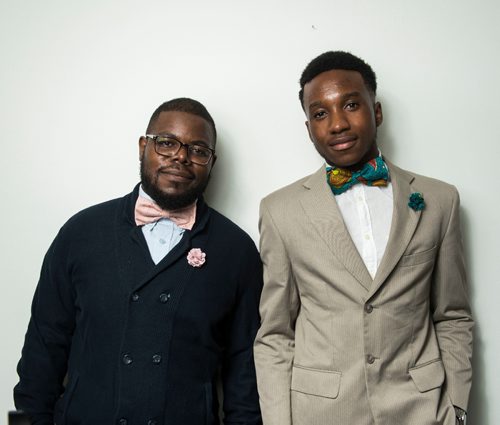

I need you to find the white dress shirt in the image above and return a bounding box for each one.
[334,177,393,279]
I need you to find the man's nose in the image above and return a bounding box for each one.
[171,144,191,164]
[329,111,349,133]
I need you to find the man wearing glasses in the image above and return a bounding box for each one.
[14,98,263,425]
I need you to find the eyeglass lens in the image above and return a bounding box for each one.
[151,136,213,164]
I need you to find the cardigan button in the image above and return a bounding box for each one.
[365,304,373,314]
[159,293,171,303]
[366,354,375,364]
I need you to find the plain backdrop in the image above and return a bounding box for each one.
[1,0,498,423]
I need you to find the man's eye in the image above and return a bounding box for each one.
[313,110,326,119]
[190,146,210,157]
[345,102,359,110]
[157,139,177,148]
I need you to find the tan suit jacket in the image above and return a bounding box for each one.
[254,161,473,425]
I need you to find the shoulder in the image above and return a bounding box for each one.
[204,207,262,280]
[260,173,313,211]
[388,162,461,217]
[57,190,134,241]
[390,162,460,198]
[40,192,132,264]
[65,197,124,228]
[207,207,257,250]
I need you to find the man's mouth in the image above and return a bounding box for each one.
[158,167,194,182]
[328,135,357,151]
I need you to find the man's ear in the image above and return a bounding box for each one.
[374,102,383,127]
[305,120,313,141]
[138,136,147,160]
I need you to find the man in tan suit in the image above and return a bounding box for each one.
[254,51,473,425]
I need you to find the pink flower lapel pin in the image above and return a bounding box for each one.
[187,248,206,267]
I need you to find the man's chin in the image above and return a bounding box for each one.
[141,178,206,211]
[152,190,199,211]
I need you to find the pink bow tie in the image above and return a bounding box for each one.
[134,196,196,230]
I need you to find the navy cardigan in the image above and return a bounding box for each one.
[14,185,263,425]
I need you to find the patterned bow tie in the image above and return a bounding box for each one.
[134,196,196,230]
[326,156,389,195]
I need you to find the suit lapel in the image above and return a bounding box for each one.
[299,166,373,292]
[368,160,422,297]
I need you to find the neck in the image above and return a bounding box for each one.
[330,147,380,171]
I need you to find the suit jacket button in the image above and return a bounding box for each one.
[159,293,171,303]
[131,293,140,302]
[366,354,375,364]
[122,354,133,365]
[147,420,157,425]
[118,419,128,425]
[365,304,373,313]
[152,354,162,364]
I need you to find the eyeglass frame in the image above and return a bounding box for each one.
[145,134,216,166]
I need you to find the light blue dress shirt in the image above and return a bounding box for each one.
[139,186,185,264]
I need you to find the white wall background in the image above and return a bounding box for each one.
[1,0,498,423]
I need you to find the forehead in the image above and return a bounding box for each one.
[303,69,372,106]
[150,111,215,147]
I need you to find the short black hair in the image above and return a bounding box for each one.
[299,51,377,106]
[146,97,217,141]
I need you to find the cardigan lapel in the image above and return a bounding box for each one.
[131,198,212,292]
[299,166,373,292]
[114,185,212,293]
[368,160,422,298]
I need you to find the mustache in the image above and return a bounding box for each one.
[157,164,195,178]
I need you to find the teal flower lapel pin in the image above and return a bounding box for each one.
[408,192,425,211]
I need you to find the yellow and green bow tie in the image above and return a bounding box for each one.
[326,157,389,195]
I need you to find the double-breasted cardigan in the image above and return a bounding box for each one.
[15,185,263,425]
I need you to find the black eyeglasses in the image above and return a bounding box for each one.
[145,135,215,165]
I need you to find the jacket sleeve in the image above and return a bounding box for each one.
[221,240,264,425]
[431,187,473,411]
[14,229,76,424]
[253,199,300,425]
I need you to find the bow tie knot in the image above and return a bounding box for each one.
[326,157,389,195]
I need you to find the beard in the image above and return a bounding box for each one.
[140,160,209,210]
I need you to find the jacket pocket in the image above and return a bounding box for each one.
[54,373,79,425]
[291,365,341,399]
[408,359,445,392]
[204,382,215,425]
[399,246,437,267]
